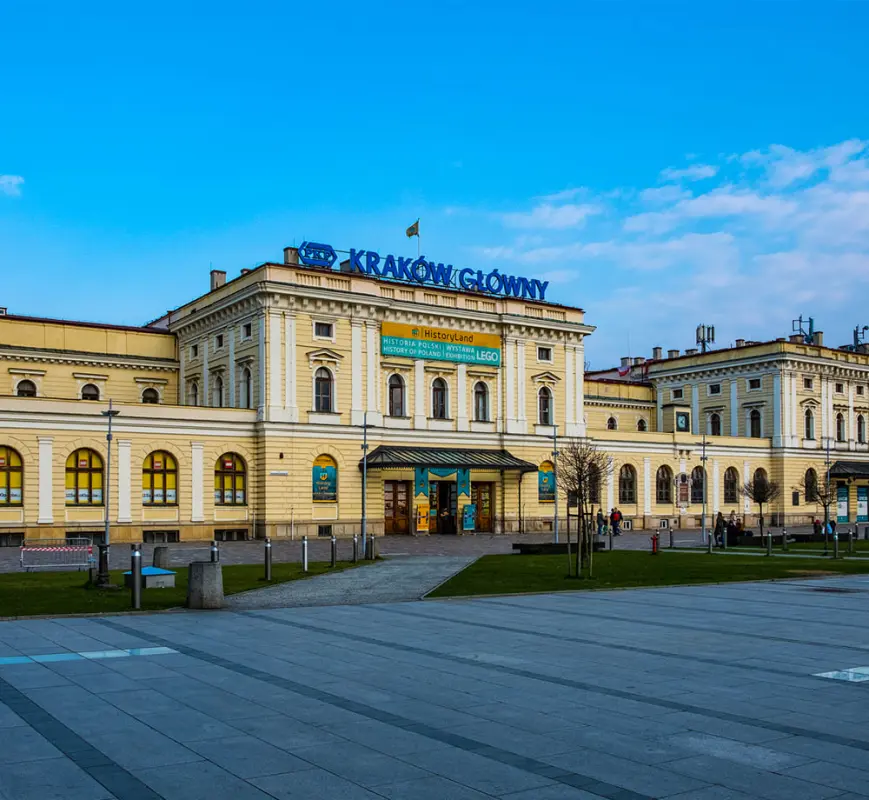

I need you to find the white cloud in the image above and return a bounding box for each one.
[501,202,602,230]
[0,175,24,197]
[660,164,718,182]
[639,185,690,206]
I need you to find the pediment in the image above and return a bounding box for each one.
[307,348,344,363]
[531,371,561,383]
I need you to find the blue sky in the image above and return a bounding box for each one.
[2,1,869,367]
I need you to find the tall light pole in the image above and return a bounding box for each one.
[825,435,832,546]
[552,425,559,544]
[97,399,119,587]
[695,433,708,547]
[361,410,368,552]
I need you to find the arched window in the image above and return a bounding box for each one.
[805,467,818,502]
[65,448,103,505]
[637,419,647,432]
[754,467,768,487]
[656,465,673,503]
[240,368,252,409]
[189,382,199,407]
[859,415,866,444]
[538,461,555,502]
[142,388,159,404]
[607,417,617,430]
[724,467,739,504]
[749,409,762,438]
[314,368,334,413]
[388,375,405,417]
[213,376,224,408]
[588,464,601,504]
[81,383,100,401]
[215,453,246,506]
[432,378,448,419]
[805,408,815,440]
[142,451,178,505]
[691,466,705,504]
[710,413,721,437]
[618,464,636,504]
[0,446,23,505]
[538,387,552,425]
[16,380,36,398]
[312,454,338,502]
[474,382,489,422]
[836,412,846,442]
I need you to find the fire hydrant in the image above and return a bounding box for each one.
[650,533,659,555]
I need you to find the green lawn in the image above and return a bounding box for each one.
[0,561,360,617]
[427,550,869,598]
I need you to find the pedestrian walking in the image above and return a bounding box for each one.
[596,508,605,537]
[714,511,726,548]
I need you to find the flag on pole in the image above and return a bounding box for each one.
[406,219,420,238]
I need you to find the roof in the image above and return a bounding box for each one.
[0,313,171,335]
[829,460,869,479]
[361,445,538,472]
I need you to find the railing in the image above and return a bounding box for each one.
[20,538,95,571]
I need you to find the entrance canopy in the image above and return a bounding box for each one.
[360,445,537,473]
[829,460,869,479]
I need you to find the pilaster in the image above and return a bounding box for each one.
[191,443,204,522]
[37,436,53,523]
[117,439,132,523]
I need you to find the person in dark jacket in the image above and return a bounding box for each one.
[714,512,726,547]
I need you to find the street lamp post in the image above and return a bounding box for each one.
[824,436,832,554]
[361,411,368,553]
[695,434,709,549]
[97,399,119,587]
[552,425,559,544]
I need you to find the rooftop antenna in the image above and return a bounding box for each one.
[792,315,815,345]
[854,325,869,349]
[696,323,715,353]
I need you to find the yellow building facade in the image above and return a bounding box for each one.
[1,245,867,546]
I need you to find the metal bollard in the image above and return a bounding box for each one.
[848,528,855,555]
[368,534,377,560]
[264,537,272,581]
[766,531,772,557]
[609,527,613,551]
[669,529,674,549]
[707,530,713,554]
[352,533,358,563]
[782,527,788,552]
[833,530,839,559]
[302,535,308,573]
[131,543,142,610]
[330,534,337,568]
[210,540,219,563]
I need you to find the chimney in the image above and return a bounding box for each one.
[789,334,803,343]
[735,338,745,348]
[685,348,698,356]
[633,357,645,366]
[812,331,824,347]
[667,349,680,359]
[210,270,226,291]
[776,337,785,342]
[284,246,300,265]
[240,268,251,275]
[620,357,630,368]
[0,307,6,316]
[652,346,663,360]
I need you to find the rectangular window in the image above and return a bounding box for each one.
[191,344,198,358]
[318,524,333,538]
[672,388,683,400]
[242,322,252,339]
[858,386,865,396]
[216,334,224,349]
[708,383,721,395]
[748,378,761,390]
[537,346,553,362]
[835,382,844,394]
[803,377,814,390]
[315,322,334,338]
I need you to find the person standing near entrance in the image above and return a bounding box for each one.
[596,508,605,537]
[714,511,725,548]
[610,508,622,536]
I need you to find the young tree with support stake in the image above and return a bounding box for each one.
[796,469,836,534]
[558,439,611,578]
[739,472,781,541]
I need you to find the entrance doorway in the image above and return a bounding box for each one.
[384,480,411,534]
[472,483,493,532]
[430,481,457,534]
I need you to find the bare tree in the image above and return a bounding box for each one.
[796,468,835,530]
[558,439,612,578]
[739,472,781,540]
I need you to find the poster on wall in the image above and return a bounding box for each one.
[312,456,337,502]
[837,485,849,523]
[0,488,6,503]
[10,488,21,503]
[462,504,477,532]
[858,487,868,523]
[416,502,430,533]
[166,489,177,503]
[92,489,103,504]
[381,322,501,366]
[538,463,555,502]
[66,489,76,503]
[677,473,690,507]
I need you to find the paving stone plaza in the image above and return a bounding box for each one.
[1,574,869,800]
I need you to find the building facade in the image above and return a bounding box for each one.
[0,245,867,546]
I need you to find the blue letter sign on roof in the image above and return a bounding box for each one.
[297,242,338,268]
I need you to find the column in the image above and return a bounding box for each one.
[37,436,53,523]
[743,460,751,514]
[691,385,699,435]
[821,378,829,441]
[191,443,204,522]
[505,337,516,430]
[117,440,132,523]
[457,363,468,431]
[781,372,789,444]
[202,339,209,407]
[565,345,575,433]
[606,457,615,511]
[268,313,282,411]
[285,314,298,422]
[366,323,380,423]
[730,379,739,437]
[791,373,798,446]
[414,359,426,428]
[643,457,651,515]
[228,330,236,407]
[849,383,856,450]
[258,317,266,410]
[772,373,782,447]
[496,367,503,433]
[517,340,527,432]
[575,342,586,436]
[712,458,720,515]
[351,320,364,425]
[656,389,664,432]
